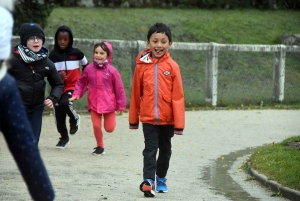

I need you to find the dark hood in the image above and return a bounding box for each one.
[54,25,73,52]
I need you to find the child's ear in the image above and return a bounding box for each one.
[147,40,150,46]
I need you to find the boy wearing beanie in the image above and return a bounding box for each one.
[8,22,63,144]
[0,3,55,201]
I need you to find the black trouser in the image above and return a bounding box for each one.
[54,90,78,140]
[142,123,174,181]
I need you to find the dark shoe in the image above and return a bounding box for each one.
[92,146,105,155]
[70,114,80,135]
[56,138,70,149]
[140,179,155,197]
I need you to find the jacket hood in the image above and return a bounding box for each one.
[136,48,170,65]
[54,25,73,52]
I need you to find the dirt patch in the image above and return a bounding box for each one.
[285,142,300,150]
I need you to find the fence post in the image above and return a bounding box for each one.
[273,45,286,102]
[205,43,219,106]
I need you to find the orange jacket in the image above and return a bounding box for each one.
[129,49,185,134]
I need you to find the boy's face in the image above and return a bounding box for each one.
[26,36,43,53]
[57,31,70,50]
[147,32,172,59]
[93,46,108,64]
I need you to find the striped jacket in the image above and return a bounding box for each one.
[49,25,88,93]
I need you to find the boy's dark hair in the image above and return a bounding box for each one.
[147,23,172,42]
[94,42,109,57]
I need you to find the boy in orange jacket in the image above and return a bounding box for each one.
[129,22,185,197]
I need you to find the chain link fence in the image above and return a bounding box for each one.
[11,36,300,109]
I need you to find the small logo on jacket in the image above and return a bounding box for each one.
[163,71,170,76]
[45,66,49,70]
[70,56,78,60]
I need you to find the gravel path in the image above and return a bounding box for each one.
[0,110,299,200]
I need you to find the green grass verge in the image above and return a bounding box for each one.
[249,136,300,191]
[44,8,300,44]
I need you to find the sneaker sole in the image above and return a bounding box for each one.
[156,189,168,193]
[144,191,155,197]
[140,181,155,197]
[55,141,70,149]
[92,151,105,156]
[70,114,80,135]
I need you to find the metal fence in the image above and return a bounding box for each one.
[12,36,300,108]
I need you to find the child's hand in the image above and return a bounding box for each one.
[44,99,53,108]
[117,110,123,115]
[58,71,66,80]
[69,96,79,101]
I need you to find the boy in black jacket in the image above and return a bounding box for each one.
[49,25,88,149]
[9,22,63,144]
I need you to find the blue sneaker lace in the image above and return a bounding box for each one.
[157,178,166,186]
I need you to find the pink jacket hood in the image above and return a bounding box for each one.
[103,42,112,64]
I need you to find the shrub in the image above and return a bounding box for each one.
[13,0,55,35]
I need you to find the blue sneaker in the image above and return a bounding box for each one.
[156,176,168,193]
[140,179,155,197]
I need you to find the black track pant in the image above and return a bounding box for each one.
[54,90,78,140]
[142,123,174,181]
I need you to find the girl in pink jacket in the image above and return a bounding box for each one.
[70,42,126,155]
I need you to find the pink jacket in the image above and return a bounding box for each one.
[73,42,126,114]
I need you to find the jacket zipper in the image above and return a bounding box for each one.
[31,65,35,105]
[64,53,68,74]
[154,62,159,124]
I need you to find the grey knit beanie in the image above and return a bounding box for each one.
[19,23,45,45]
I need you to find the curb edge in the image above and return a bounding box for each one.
[246,163,300,201]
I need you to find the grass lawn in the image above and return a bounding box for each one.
[248,136,300,191]
[44,8,300,44]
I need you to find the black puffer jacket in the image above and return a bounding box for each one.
[9,46,63,106]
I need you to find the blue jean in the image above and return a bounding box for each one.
[24,103,45,144]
